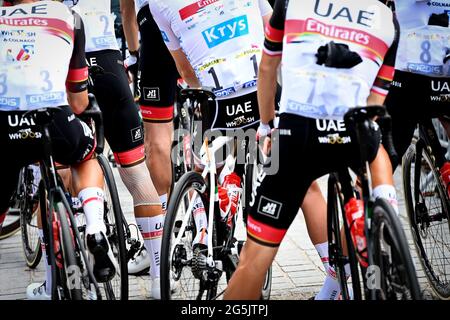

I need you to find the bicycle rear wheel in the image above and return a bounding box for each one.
[161,172,222,300]
[20,166,42,269]
[97,154,128,300]
[369,198,421,300]
[403,142,450,299]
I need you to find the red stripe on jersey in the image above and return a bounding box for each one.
[0,18,74,40]
[67,67,88,83]
[285,18,390,59]
[377,65,395,81]
[247,215,286,245]
[179,0,219,20]
[265,24,284,43]
[113,145,145,167]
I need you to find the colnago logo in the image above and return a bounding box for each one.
[179,0,219,21]
[427,1,450,7]
[202,15,249,48]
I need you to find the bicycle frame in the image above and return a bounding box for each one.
[169,135,238,270]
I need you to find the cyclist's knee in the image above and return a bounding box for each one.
[117,161,161,208]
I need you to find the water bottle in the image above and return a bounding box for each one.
[222,173,241,227]
[344,198,368,267]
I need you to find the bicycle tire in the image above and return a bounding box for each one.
[20,167,42,269]
[97,154,128,300]
[161,171,215,300]
[403,142,450,299]
[55,201,84,300]
[0,211,21,239]
[369,198,422,300]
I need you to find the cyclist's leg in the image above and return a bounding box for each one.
[87,49,165,292]
[0,111,43,235]
[225,115,314,299]
[138,6,178,211]
[301,181,344,299]
[50,106,117,282]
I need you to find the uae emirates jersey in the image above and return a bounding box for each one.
[0,1,81,111]
[264,0,399,120]
[149,0,272,99]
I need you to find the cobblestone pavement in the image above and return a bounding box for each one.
[0,168,438,300]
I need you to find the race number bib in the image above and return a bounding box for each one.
[404,26,450,76]
[197,48,261,98]
[83,13,118,51]
[284,69,369,119]
[0,65,66,111]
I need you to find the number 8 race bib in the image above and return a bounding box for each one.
[404,26,450,76]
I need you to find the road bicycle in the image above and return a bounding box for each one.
[402,118,450,299]
[29,96,128,300]
[161,87,272,300]
[327,106,421,300]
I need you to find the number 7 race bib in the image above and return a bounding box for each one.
[283,69,370,120]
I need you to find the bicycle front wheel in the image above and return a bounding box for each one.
[55,202,83,300]
[369,198,421,300]
[403,142,450,299]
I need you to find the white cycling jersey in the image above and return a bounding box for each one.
[266,0,398,120]
[149,0,272,99]
[395,0,450,77]
[64,0,119,53]
[0,1,77,111]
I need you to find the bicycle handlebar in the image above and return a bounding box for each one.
[180,87,216,101]
[344,105,397,167]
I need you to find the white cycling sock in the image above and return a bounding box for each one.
[372,184,399,215]
[137,215,164,280]
[78,187,105,235]
[314,242,341,300]
[38,228,52,296]
[192,196,208,247]
[159,194,168,212]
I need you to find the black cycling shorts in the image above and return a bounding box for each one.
[0,106,96,212]
[86,49,145,167]
[247,113,381,247]
[385,70,450,168]
[137,5,178,123]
